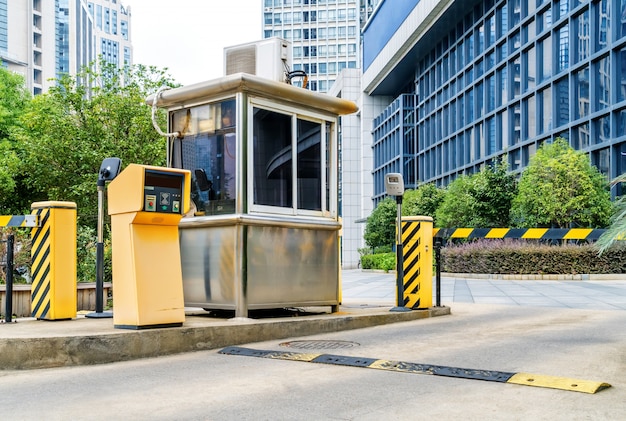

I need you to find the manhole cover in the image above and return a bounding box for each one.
[279,340,360,350]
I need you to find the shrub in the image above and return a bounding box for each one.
[360,252,396,272]
[441,240,626,274]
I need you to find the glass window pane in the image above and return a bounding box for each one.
[525,96,536,139]
[541,87,552,133]
[499,66,508,106]
[618,46,626,102]
[573,123,590,149]
[575,10,590,63]
[512,102,521,145]
[297,119,322,211]
[575,67,589,119]
[558,24,569,72]
[619,0,626,39]
[253,108,292,208]
[555,77,569,127]
[513,56,521,98]
[596,56,610,111]
[540,35,552,80]
[487,75,496,112]
[596,0,610,52]
[595,115,610,144]
[171,100,237,216]
[524,46,536,91]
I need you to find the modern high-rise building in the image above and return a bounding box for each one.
[262,0,362,93]
[0,0,131,95]
[364,0,626,203]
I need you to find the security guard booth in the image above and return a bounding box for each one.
[30,201,77,320]
[401,216,433,309]
[147,73,358,318]
[107,164,191,329]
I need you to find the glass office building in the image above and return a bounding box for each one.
[363,0,626,203]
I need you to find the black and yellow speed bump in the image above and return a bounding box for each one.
[219,346,611,394]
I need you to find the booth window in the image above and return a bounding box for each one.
[253,106,330,214]
[169,99,236,216]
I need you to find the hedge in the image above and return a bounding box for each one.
[440,240,626,274]
[360,252,396,272]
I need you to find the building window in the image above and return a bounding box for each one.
[575,9,590,63]
[555,76,569,127]
[539,35,552,81]
[618,46,626,102]
[575,67,590,119]
[595,115,611,144]
[595,55,610,111]
[121,20,128,40]
[558,24,569,72]
[595,0,610,52]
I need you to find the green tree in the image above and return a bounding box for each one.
[435,174,477,227]
[9,60,178,225]
[435,159,518,228]
[471,158,517,227]
[403,182,445,225]
[364,197,397,249]
[0,65,30,212]
[512,138,612,228]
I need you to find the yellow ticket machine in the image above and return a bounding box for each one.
[108,164,191,329]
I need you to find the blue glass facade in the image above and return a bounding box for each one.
[372,94,416,203]
[370,0,626,199]
[0,0,7,55]
[56,0,70,77]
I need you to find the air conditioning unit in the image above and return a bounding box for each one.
[224,38,292,83]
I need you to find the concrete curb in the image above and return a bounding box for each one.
[0,306,451,370]
[358,270,626,281]
[441,273,626,281]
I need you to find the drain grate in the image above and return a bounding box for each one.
[279,340,360,350]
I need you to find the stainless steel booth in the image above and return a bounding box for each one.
[147,73,358,317]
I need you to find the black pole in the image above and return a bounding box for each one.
[434,237,442,307]
[391,196,410,312]
[5,234,14,323]
[95,241,104,312]
[86,184,112,318]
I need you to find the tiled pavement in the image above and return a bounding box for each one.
[341,269,626,310]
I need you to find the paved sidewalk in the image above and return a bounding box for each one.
[341,269,626,310]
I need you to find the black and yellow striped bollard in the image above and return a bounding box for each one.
[30,201,77,320]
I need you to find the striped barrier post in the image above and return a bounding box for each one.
[400,216,433,309]
[30,201,77,320]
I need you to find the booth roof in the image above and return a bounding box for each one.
[146,72,359,117]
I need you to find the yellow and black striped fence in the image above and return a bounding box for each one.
[428,227,608,307]
[0,214,39,228]
[433,227,606,241]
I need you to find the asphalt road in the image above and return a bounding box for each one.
[1,302,624,420]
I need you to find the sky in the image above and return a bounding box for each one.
[127,0,263,86]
